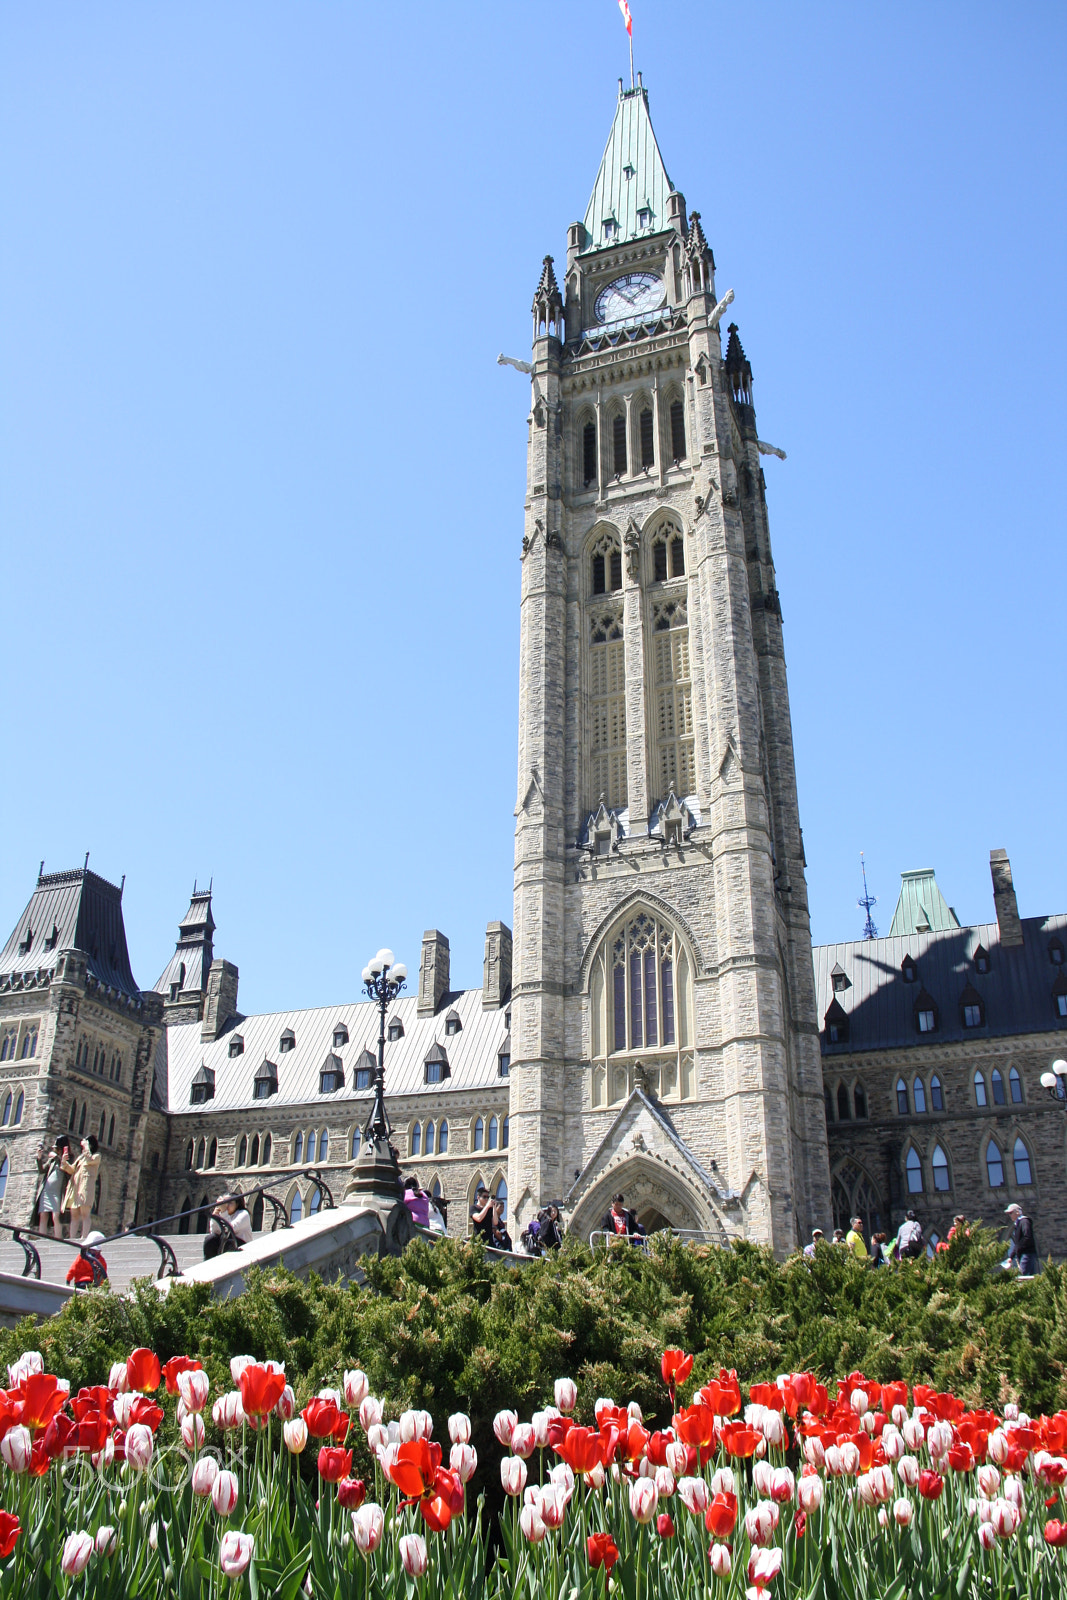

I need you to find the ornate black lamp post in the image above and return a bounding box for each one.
[1039,1058,1067,1109]
[345,948,407,1203]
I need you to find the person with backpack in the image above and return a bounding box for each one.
[895,1210,925,1260]
[1005,1203,1039,1276]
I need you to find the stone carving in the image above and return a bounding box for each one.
[623,517,641,582]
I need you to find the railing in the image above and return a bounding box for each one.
[0,1168,339,1284]
[589,1227,721,1253]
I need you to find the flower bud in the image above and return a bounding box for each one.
[584,1463,606,1490]
[177,1369,210,1413]
[181,1413,205,1450]
[745,1501,779,1546]
[493,1409,518,1447]
[95,1525,117,1556]
[654,1465,675,1498]
[881,1426,904,1461]
[978,1523,996,1551]
[274,1386,296,1421]
[229,1356,255,1386]
[554,1378,577,1414]
[61,1532,94,1576]
[710,1467,736,1497]
[358,1396,383,1432]
[851,1388,869,1418]
[530,1411,551,1448]
[629,1478,658,1524]
[709,1542,731,1577]
[400,1534,428,1576]
[797,1474,824,1514]
[219,1531,254,1576]
[124,1424,154,1473]
[399,1409,433,1444]
[212,1470,239,1517]
[337,1478,366,1510]
[753,1460,773,1498]
[839,1443,861,1477]
[284,1419,308,1454]
[450,1443,477,1483]
[977,1464,1001,1498]
[343,1370,369,1408]
[108,1361,129,1394]
[0,1426,32,1474]
[501,1456,528,1496]
[448,1412,472,1445]
[520,1503,546,1542]
[665,1440,688,1475]
[893,1497,914,1527]
[352,1504,384,1553]
[511,1424,536,1460]
[191,1457,219,1496]
[549,1462,575,1502]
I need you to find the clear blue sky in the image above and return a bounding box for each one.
[2,3,1064,1012]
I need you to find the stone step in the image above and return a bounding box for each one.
[0,1235,207,1296]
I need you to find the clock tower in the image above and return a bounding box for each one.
[507,80,831,1254]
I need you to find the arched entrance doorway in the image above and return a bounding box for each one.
[568,1153,724,1244]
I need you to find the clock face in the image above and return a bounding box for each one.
[594,271,666,324]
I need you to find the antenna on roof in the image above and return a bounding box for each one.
[858,853,878,940]
[84,852,90,871]
[38,861,44,879]
[120,875,125,898]
[193,879,198,896]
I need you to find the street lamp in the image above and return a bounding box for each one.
[1039,1059,1067,1109]
[344,948,408,1203]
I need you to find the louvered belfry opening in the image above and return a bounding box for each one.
[640,407,655,469]
[583,421,597,485]
[612,413,627,477]
[669,399,686,462]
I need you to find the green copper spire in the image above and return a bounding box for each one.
[888,869,961,937]
[582,83,674,254]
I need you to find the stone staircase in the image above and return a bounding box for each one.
[0,1234,209,1297]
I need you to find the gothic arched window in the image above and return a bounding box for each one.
[587,908,695,1108]
[487,1116,498,1150]
[589,529,622,597]
[650,593,694,803]
[237,1135,247,1167]
[350,1126,361,1159]
[438,1120,449,1154]
[424,1121,435,1155]
[582,418,598,487]
[319,1129,328,1161]
[207,1138,217,1169]
[836,1084,851,1121]
[651,520,685,583]
[991,1068,1006,1106]
[294,1131,303,1164]
[473,1117,484,1152]
[639,405,655,469]
[249,1135,260,1167]
[913,1077,927,1115]
[1012,1138,1032,1186]
[262,1133,272,1166]
[195,1138,206,1169]
[611,410,627,478]
[930,1075,944,1112]
[587,597,626,810]
[905,1147,923,1194]
[1009,1067,1023,1104]
[411,1123,421,1156]
[669,397,686,462]
[931,1144,951,1192]
[986,1140,1005,1187]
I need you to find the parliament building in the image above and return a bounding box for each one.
[1,84,1063,1258]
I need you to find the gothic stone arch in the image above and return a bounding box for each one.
[568,1152,722,1243]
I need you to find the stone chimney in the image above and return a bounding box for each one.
[482,920,513,1011]
[990,850,1024,947]
[417,930,450,1017]
[201,959,239,1041]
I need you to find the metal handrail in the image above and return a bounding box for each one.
[588,1227,721,1253]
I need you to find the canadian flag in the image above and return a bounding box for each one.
[618,0,633,38]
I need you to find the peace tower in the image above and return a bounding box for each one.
[507,80,832,1252]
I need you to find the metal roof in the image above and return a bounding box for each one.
[161,986,510,1115]
[582,85,674,254]
[154,889,215,997]
[0,868,140,998]
[814,914,1067,1056]
[888,869,961,937]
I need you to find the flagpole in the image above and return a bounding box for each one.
[629,31,634,89]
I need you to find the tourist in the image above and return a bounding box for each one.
[803,1227,825,1259]
[469,1185,495,1244]
[1005,1202,1039,1276]
[869,1231,891,1267]
[66,1229,108,1288]
[538,1204,564,1250]
[831,1228,846,1247]
[491,1199,512,1252]
[402,1176,430,1228]
[894,1210,925,1260]
[947,1214,970,1243]
[845,1216,868,1260]
[600,1193,641,1241]
[204,1193,253,1259]
[35,1135,72,1237]
[61,1135,100,1243]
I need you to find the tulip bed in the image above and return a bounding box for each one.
[0,1343,1063,1599]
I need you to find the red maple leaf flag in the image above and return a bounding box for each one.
[618,0,633,38]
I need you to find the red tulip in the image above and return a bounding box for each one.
[947,1443,974,1474]
[317,1446,352,1483]
[420,1470,464,1533]
[675,1405,717,1451]
[661,1350,694,1391]
[161,1357,202,1396]
[917,1470,944,1501]
[586,1532,619,1572]
[794,1510,807,1538]
[302,1398,349,1440]
[128,1398,164,1434]
[1045,1520,1067,1549]
[705,1491,738,1538]
[719,1422,763,1460]
[0,1512,19,1558]
[389,1437,444,1499]
[39,1414,75,1460]
[125,1349,161,1395]
[337,1477,366,1510]
[656,1512,675,1538]
[556,1426,608,1475]
[238,1364,287,1419]
[646,1430,673,1467]
[15,1375,67,1435]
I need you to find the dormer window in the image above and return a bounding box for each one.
[498,1034,511,1078]
[824,998,849,1044]
[915,989,938,1034]
[44,924,59,952]
[960,984,985,1029]
[444,1009,462,1037]
[319,1053,344,1094]
[354,1048,376,1091]
[901,956,917,983]
[622,164,634,180]
[637,206,651,229]
[424,1042,450,1084]
[831,964,851,994]
[603,218,618,241]
[1050,939,1065,965]
[973,945,990,975]
[228,1034,244,1058]
[279,1029,296,1053]
[253,1059,279,1100]
[17,928,32,956]
[190,1065,215,1105]
[388,1019,404,1043]
[333,1025,349,1048]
